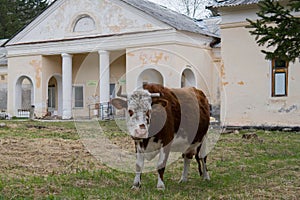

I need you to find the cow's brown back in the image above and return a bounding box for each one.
[143,84,210,146]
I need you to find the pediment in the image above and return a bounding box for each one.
[7,0,171,46]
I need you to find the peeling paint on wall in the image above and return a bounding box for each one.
[220,61,225,78]
[237,81,245,85]
[30,60,42,88]
[139,51,166,65]
[101,0,110,8]
[103,2,155,34]
[127,52,135,57]
[164,55,170,62]
[278,105,298,113]
[222,82,229,86]
[143,23,153,29]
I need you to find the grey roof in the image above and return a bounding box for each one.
[3,0,219,47]
[0,39,8,46]
[0,40,7,66]
[213,0,260,7]
[196,17,221,36]
[121,0,219,37]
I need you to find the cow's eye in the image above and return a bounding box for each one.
[128,110,134,117]
[146,110,150,117]
[146,110,151,124]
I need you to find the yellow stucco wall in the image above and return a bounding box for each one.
[126,44,217,104]
[8,55,41,116]
[221,25,300,126]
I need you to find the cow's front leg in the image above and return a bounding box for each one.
[156,145,171,190]
[132,146,144,189]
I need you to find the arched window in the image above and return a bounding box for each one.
[137,69,164,88]
[181,68,196,88]
[48,75,62,116]
[73,15,96,32]
[15,76,34,117]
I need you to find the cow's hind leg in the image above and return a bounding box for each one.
[196,144,210,180]
[201,157,210,180]
[195,145,203,176]
[179,154,192,183]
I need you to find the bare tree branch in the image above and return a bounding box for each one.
[162,0,213,19]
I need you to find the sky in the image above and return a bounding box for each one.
[47,0,211,19]
[148,0,212,19]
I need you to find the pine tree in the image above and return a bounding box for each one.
[0,0,49,39]
[246,0,300,62]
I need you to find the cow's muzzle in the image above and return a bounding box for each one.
[132,124,148,139]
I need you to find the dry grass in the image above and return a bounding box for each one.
[0,120,299,199]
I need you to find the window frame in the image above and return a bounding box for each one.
[271,59,289,97]
[73,85,84,108]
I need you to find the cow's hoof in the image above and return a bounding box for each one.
[157,186,165,191]
[131,185,141,190]
[203,174,210,181]
[157,183,165,190]
[178,177,188,183]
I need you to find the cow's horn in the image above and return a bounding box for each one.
[117,86,128,98]
[150,93,160,97]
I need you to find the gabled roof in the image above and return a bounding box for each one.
[0,40,8,66]
[121,0,219,37]
[3,0,219,47]
[213,0,260,7]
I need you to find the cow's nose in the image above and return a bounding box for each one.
[139,124,146,129]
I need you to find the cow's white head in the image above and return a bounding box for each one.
[111,88,165,140]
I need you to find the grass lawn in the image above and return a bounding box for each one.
[0,120,299,199]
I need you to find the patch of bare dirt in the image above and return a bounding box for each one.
[110,136,135,153]
[0,137,105,178]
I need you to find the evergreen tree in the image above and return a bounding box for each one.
[246,0,300,62]
[0,0,49,39]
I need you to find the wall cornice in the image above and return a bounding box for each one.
[6,30,212,57]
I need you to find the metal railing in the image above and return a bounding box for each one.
[17,105,35,119]
[88,102,115,120]
[17,109,30,118]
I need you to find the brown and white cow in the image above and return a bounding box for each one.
[111,84,210,190]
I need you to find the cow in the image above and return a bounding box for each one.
[111,84,210,190]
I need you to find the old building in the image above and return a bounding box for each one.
[3,0,221,120]
[216,0,300,127]
[2,0,299,127]
[0,39,8,111]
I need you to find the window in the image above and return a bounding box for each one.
[1,75,5,81]
[272,59,288,97]
[73,86,84,108]
[48,85,56,109]
[73,15,96,32]
[110,84,115,98]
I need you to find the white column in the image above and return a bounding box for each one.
[61,53,73,119]
[98,50,110,103]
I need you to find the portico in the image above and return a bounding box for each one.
[59,50,112,119]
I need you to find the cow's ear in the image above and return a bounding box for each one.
[153,99,168,107]
[111,98,128,109]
